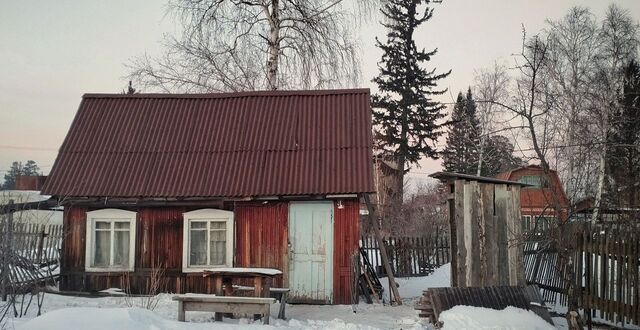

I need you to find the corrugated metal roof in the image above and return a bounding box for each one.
[429,172,529,186]
[42,89,374,198]
[421,285,554,325]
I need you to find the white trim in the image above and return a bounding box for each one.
[85,209,137,272]
[182,209,234,273]
[325,194,358,198]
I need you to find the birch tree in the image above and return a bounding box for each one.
[128,0,374,92]
[588,4,639,222]
[473,61,510,176]
[544,7,600,202]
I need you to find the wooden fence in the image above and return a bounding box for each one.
[11,223,64,265]
[524,223,640,328]
[361,232,450,277]
[576,223,640,327]
[1,220,64,289]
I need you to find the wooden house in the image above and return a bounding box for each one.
[496,165,569,231]
[41,89,374,304]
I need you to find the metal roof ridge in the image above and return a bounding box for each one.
[82,88,371,99]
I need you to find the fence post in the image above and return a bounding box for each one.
[2,200,14,302]
[36,228,47,265]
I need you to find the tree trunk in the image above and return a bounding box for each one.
[591,148,606,223]
[266,0,281,90]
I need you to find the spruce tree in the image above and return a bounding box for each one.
[372,0,450,205]
[481,136,524,177]
[442,88,480,174]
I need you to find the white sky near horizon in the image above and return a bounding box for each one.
[1,0,639,188]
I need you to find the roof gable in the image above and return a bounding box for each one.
[42,89,374,198]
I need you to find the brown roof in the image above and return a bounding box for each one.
[495,165,570,211]
[42,89,374,198]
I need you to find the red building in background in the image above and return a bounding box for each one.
[496,165,570,231]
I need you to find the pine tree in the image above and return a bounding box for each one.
[372,0,450,204]
[442,88,480,174]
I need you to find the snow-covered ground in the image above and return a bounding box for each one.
[8,263,563,329]
[9,293,426,330]
[380,263,450,302]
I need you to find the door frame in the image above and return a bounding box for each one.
[287,201,334,304]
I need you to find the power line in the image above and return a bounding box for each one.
[0,145,58,151]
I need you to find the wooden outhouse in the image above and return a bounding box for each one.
[430,172,528,288]
[41,89,374,304]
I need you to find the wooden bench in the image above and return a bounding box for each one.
[233,285,290,319]
[173,295,276,324]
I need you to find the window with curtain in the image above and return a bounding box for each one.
[188,220,227,266]
[182,209,233,272]
[85,209,136,272]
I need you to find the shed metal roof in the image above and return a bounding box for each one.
[429,172,529,186]
[42,89,374,198]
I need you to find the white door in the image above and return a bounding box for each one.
[288,202,333,304]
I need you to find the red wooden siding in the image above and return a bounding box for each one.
[60,205,223,293]
[60,200,360,304]
[136,208,185,269]
[234,202,289,287]
[333,199,360,304]
[61,206,87,275]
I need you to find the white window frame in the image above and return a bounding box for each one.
[182,209,234,273]
[85,209,137,272]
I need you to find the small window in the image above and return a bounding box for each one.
[183,209,234,272]
[518,175,549,188]
[85,209,136,272]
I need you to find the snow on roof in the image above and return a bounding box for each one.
[439,305,555,330]
[203,267,283,276]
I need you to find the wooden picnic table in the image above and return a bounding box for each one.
[202,267,283,321]
[202,267,282,298]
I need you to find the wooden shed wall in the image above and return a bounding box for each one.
[60,200,360,304]
[60,205,211,293]
[234,202,288,288]
[333,199,360,304]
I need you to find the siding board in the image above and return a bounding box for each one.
[234,202,289,288]
[333,200,360,304]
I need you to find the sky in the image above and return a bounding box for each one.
[1,0,639,186]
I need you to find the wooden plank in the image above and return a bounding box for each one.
[363,194,401,305]
[493,184,509,286]
[505,185,524,286]
[463,181,481,287]
[453,180,465,287]
[481,183,497,286]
